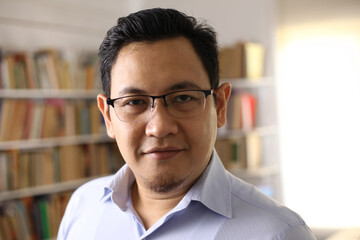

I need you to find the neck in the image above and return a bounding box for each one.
[131,182,188,230]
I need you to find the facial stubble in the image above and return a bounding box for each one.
[141,173,186,193]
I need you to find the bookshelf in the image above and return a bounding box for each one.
[216,77,280,200]
[0,0,277,235]
[216,41,280,200]
[0,50,123,239]
[0,89,100,99]
[0,177,98,202]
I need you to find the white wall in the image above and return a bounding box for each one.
[0,0,276,75]
[277,0,360,229]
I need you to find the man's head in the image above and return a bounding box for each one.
[97,8,231,197]
[98,8,219,97]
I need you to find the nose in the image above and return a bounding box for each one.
[145,99,179,138]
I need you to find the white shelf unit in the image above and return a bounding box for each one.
[0,177,102,202]
[0,89,100,99]
[217,77,280,200]
[229,165,279,179]
[0,134,113,151]
[217,125,277,139]
[0,89,117,202]
[220,77,274,88]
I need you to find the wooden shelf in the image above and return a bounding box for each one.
[0,89,101,99]
[0,176,107,202]
[0,134,113,151]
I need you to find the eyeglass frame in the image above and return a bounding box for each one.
[106,89,215,122]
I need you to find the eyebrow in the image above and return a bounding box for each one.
[117,87,146,96]
[167,81,202,91]
[117,81,202,96]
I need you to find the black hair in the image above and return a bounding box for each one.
[98,8,219,97]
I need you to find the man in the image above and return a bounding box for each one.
[58,8,315,239]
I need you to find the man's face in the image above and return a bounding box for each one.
[98,37,229,194]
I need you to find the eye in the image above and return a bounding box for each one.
[174,94,193,103]
[126,99,147,106]
[118,96,149,107]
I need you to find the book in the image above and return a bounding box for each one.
[219,43,245,79]
[240,93,257,130]
[0,99,105,141]
[19,153,30,189]
[246,132,262,170]
[219,41,265,79]
[244,42,265,79]
[29,100,45,139]
[215,137,247,170]
[0,48,2,89]
[0,142,122,191]
[0,153,8,191]
[90,101,101,134]
[22,101,36,140]
[41,99,64,138]
[15,202,32,240]
[228,92,257,130]
[216,132,261,171]
[0,100,12,141]
[0,212,13,240]
[64,101,76,136]
[229,93,243,129]
[4,55,15,88]
[0,192,73,239]
[58,145,84,182]
[34,50,60,89]
[215,138,233,169]
[38,199,51,239]
[12,100,28,141]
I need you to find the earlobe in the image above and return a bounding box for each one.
[215,83,232,128]
[97,94,116,138]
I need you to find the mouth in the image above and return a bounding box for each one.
[143,147,183,160]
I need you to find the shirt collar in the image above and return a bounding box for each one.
[101,150,232,218]
[101,164,135,211]
[186,150,232,218]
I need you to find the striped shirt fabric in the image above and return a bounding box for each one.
[58,150,316,240]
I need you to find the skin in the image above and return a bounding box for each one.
[97,37,231,229]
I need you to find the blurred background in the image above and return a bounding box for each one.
[0,0,359,239]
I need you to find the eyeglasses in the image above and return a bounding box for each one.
[107,89,214,122]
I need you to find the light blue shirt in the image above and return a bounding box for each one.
[58,150,315,239]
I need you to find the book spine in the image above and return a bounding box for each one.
[0,49,99,90]
[0,142,122,191]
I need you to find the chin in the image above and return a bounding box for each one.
[144,174,185,193]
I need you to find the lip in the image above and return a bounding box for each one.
[143,147,183,160]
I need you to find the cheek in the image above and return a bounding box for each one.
[186,110,217,154]
[112,121,144,161]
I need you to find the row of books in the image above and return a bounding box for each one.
[219,41,265,79]
[0,192,72,240]
[0,99,105,141]
[215,132,262,171]
[0,49,99,90]
[226,91,257,130]
[0,142,124,192]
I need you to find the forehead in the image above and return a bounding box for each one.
[110,37,210,96]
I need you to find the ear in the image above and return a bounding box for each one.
[214,82,232,128]
[97,94,116,138]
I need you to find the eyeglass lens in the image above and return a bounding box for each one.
[112,90,208,122]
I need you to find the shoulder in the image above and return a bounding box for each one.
[221,173,315,239]
[57,175,115,239]
[65,175,114,213]
[73,175,113,198]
